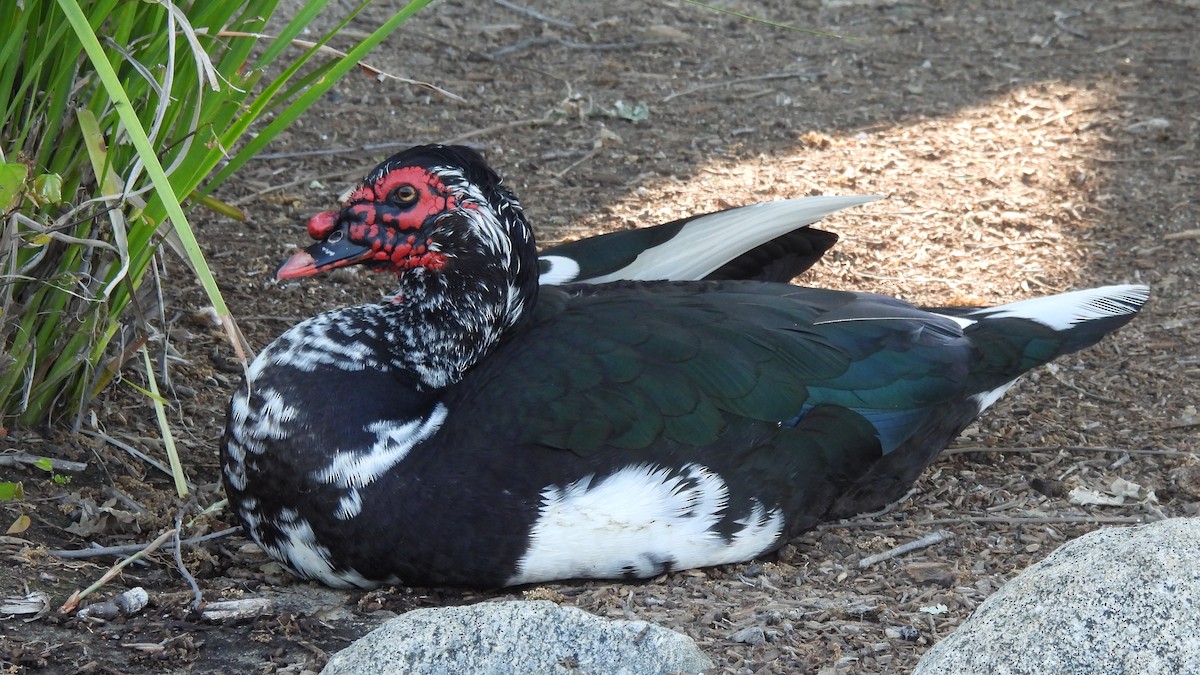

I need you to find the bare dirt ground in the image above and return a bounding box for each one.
[3,1,1198,673]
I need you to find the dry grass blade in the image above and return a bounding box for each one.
[59,528,176,614]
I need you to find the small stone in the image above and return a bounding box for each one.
[76,601,120,621]
[731,625,766,645]
[1125,118,1171,134]
[1029,477,1065,498]
[885,626,920,641]
[112,587,148,616]
[202,597,274,623]
[643,25,690,42]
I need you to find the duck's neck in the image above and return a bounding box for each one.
[270,262,534,391]
[268,181,541,390]
[386,264,533,388]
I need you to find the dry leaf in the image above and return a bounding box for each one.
[0,590,51,622]
[1109,477,1156,503]
[65,497,139,537]
[1067,487,1125,506]
[5,514,30,534]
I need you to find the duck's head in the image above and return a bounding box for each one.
[277,144,539,319]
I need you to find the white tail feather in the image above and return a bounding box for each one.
[972,284,1150,331]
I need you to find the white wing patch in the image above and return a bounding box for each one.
[312,404,448,519]
[581,195,879,284]
[975,284,1150,331]
[538,254,582,285]
[508,463,784,585]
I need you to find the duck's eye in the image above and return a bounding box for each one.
[390,184,418,205]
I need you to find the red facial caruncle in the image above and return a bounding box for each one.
[346,166,456,271]
[277,166,458,280]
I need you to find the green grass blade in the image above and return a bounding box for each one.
[198,0,436,199]
[54,0,233,323]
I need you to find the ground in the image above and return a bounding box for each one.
[2,1,1197,673]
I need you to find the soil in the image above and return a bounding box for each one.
[2,1,1198,673]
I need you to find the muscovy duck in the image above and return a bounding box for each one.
[223,144,1149,589]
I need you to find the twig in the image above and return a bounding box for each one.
[107,486,149,514]
[60,528,176,614]
[253,141,429,161]
[201,598,274,623]
[48,527,239,559]
[942,445,1190,457]
[850,270,967,286]
[967,238,1055,252]
[834,515,1145,529]
[443,117,555,146]
[0,452,88,472]
[854,488,921,520]
[1052,10,1089,39]
[229,166,367,206]
[79,429,193,488]
[491,37,640,59]
[174,512,203,612]
[218,31,465,102]
[1079,155,1188,164]
[858,530,953,568]
[554,146,602,179]
[490,0,576,29]
[1163,229,1200,242]
[230,119,553,206]
[661,69,824,102]
[918,515,1145,526]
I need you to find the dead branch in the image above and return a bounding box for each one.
[858,530,954,568]
[48,527,239,559]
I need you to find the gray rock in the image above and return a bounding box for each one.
[321,600,713,675]
[915,518,1200,675]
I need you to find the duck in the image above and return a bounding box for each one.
[222,144,1149,589]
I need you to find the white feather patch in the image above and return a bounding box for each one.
[248,389,298,442]
[970,380,1017,413]
[538,254,582,285]
[312,404,448,519]
[262,313,380,373]
[933,313,977,330]
[237,502,398,588]
[975,285,1150,331]
[508,463,784,585]
[580,196,879,283]
[264,515,374,589]
[223,437,249,491]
